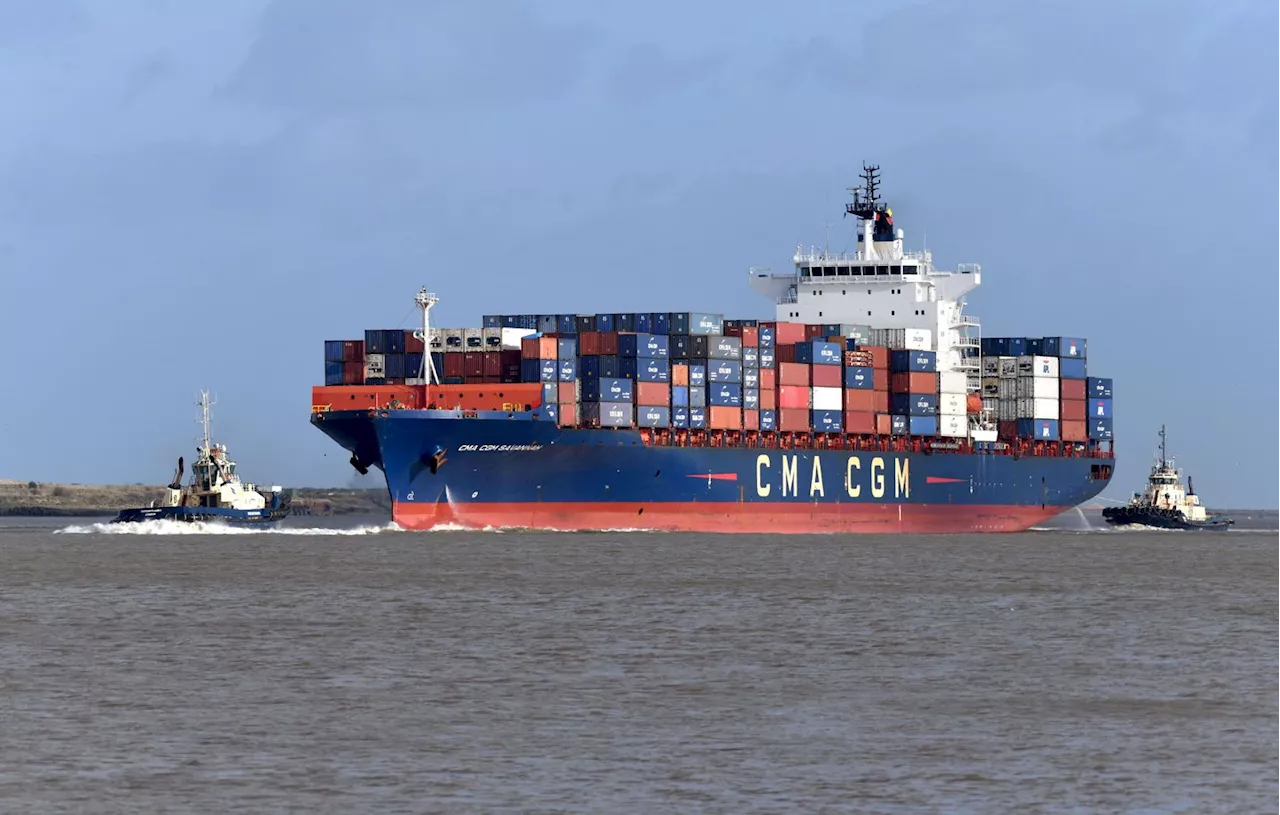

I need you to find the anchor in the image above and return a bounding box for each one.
[425,447,448,474]
[349,454,369,476]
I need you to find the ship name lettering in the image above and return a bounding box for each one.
[895,459,910,499]
[846,457,861,498]
[809,458,824,498]
[871,457,885,498]
[755,454,771,497]
[781,455,799,497]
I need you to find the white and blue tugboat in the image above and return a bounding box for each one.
[1102,426,1233,531]
[112,391,291,526]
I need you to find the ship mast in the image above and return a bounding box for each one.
[414,287,441,387]
[198,390,214,453]
[1158,424,1167,469]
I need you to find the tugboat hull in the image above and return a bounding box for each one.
[1101,506,1233,531]
[112,503,291,526]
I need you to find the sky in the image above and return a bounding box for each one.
[0,0,1276,507]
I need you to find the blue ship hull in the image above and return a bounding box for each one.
[112,504,290,526]
[312,409,1114,533]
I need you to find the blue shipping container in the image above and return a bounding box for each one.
[811,409,843,433]
[538,316,558,334]
[1007,338,1028,357]
[1059,358,1087,380]
[744,388,759,410]
[743,347,759,368]
[891,393,938,416]
[556,315,576,335]
[1088,417,1114,440]
[821,323,842,337]
[614,313,636,332]
[758,326,775,349]
[558,358,577,382]
[759,349,776,369]
[689,406,708,430]
[890,414,909,434]
[707,336,742,360]
[689,364,706,388]
[595,313,615,333]
[671,386,689,407]
[1089,398,1113,419]
[844,366,874,389]
[618,333,670,359]
[582,401,633,428]
[1042,336,1088,359]
[582,377,633,403]
[652,313,670,335]
[759,409,777,431]
[384,353,406,380]
[482,315,501,328]
[909,415,938,436]
[324,341,344,362]
[405,353,424,378]
[845,338,860,351]
[520,358,557,383]
[1017,418,1060,440]
[635,313,653,333]
[708,383,742,407]
[890,349,937,373]
[743,368,760,389]
[365,377,387,385]
[1086,377,1113,399]
[364,329,384,354]
[540,382,558,404]
[430,352,444,377]
[636,405,671,428]
[537,403,559,424]
[324,361,344,386]
[556,338,577,360]
[705,360,743,383]
[689,386,707,408]
[682,312,724,335]
[619,357,671,383]
[672,406,690,429]
[795,340,842,365]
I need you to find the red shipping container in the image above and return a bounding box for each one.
[482,352,502,377]
[1061,420,1087,442]
[1061,399,1086,422]
[444,354,465,378]
[811,365,843,388]
[404,330,424,353]
[873,369,889,392]
[743,408,760,431]
[759,367,777,390]
[708,406,742,430]
[772,322,808,345]
[875,413,893,435]
[759,388,777,410]
[741,327,759,347]
[557,402,579,427]
[844,389,875,412]
[778,385,810,410]
[775,344,796,364]
[724,325,743,339]
[872,391,890,413]
[891,372,938,393]
[480,375,501,384]
[463,352,484,378]
[998,421,1018,439]
[804,324,825,340]
[672,363,689,387]
[778,408,810,432]
[844,411,876,434]
[594,331,619,356]
[343,340,365,362]
[557,382,577,403]
[1060,379,1086,400]
[778,362,810,387]
[636,382,670,406]
[578,331,603,356]
[342,361,364,384]
[521,337,557,360]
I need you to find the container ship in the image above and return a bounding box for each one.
[310,166,1115,533]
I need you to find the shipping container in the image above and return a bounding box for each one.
[759,388,776,411]
[778,385,810,410]
[872,390,890,413]
[739,387,759,410]
[618,332,670,359]
[812,386,842,411]
[844,366,874,389]
[634,313,652,333]
[890,414,909,434]
[759,367,777,391]
[689,406,708,429]
[499,327,534,350]
[574,315,597,335]
[776,408,808,432]
[689,364,707,388]
[937,414,967,438]
[708,382,743,407]
[1089,398,1113,419]
[770,322,808,346]
[1016,376,1059,400]
[558,358,577,382]
[482,315,501,329]
[795,340,843,365]
[670,362,689,387]
[1061,399,1086,422]
[653,313,670,335]
[1061,420,1087,442]
[671,385,689,407]
[325,340,346,363]
[520,358,557,383]
[704,335,742,360]
[981,357,999,377]
[890,349,937,373]
[443,354,465,378]
[1086,377,1113,399]
[636,405,671,428]
[1088,417,1114,440]
[811,409,842,433]
[1060,378,1086,401]
[463,328,484,352]
[937,393,967,416]
[908,415,937,436]
[890,392,938,417]
[671,405,690,429]
[742,408,759,431]
[1017,418,1060,440]
[635,382,670,406]
[708,405,741,430]
[1017,397,1060,420]
[364,353,386,379]
[938,371,968,393]
[521,336,557,360]
[557,402,579,427]
[981,377,1001,397]
[679,312,723,335]
[705,359,743,384]
[579,355,620,380]
[405,352,425,379]
[843,389,875,413]
[1017,355,1060,378]
[777,362,809,387]
[595,313,615,333]
[843,411,875,434]
[582,401,633,428]
[1058,358,1086,380]
[998,357,1019,378]
[874,413,893,435]
[743,368,760,389]
[582,377,634,403]
[343,361,363,384]
[811,364,843,388]
[742,346,759,369]
[324,361,344,386]
[1041,337,1087,359]
[759,348,776,368]
[890,372,938,394]
[757,325,776,348]
[556,381,577,403]
[759,409,777,431]
[619,357,672,383]
[481,327,503,351]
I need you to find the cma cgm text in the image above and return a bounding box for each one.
[755,454,911,499]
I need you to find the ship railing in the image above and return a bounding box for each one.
[792,248,933,264]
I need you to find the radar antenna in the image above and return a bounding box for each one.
[414,287,441,386]
[1158,424,1167,468]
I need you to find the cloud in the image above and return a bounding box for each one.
[222,0,596,114]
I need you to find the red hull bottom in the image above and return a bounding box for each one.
[392,501,1069,534]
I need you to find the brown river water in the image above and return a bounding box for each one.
[1,516,1275,813]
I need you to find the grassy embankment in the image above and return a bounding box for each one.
[0,478,390,517]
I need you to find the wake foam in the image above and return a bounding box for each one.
[54,520,404,536]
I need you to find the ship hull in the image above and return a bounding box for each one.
[1100,506,1233,531]
[112,504,291,526]
[313,409,1113,533]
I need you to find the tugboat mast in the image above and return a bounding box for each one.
[1158,424,1167,469]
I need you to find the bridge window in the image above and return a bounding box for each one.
[876,265,888,275]
[904,265,917,275]
[838,266,850,276]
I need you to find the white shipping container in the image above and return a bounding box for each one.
[938,393,968,416]
[1016,376,1059,400]
[500,327,536,349]
[998,399,1018,422]
[938,371,968,393]
[405,377,426,386]
[981,357,999,377]
[482,327,504,349]
[938,414,968,438]
[998,357,1019,378]
[1017,355,1059,378]
[1017,397,1060,420]
[981,377,1001,397]
[904,328,933,350]
[364,353,385,378]
[999,379,1017,400]
[812,386,842,411]
[981,397,999,414]
[441,330,465,352]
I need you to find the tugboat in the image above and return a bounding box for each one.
[112,391,291,526]
[1102,426,1233,531]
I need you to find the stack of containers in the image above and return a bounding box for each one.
[889,349,938,436]
[1016,352,1060,440]
[757,324,777,430]
[798,339,844,433]
[519,336,560,385]
[1086,376,1114,442]
[936,367,968,438]
[1045,336,1089,442]
[620,332,672,429]
[702,334,743,430]
[726,325,762,430]
[841,346,876,434]
[323,340,365,386]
